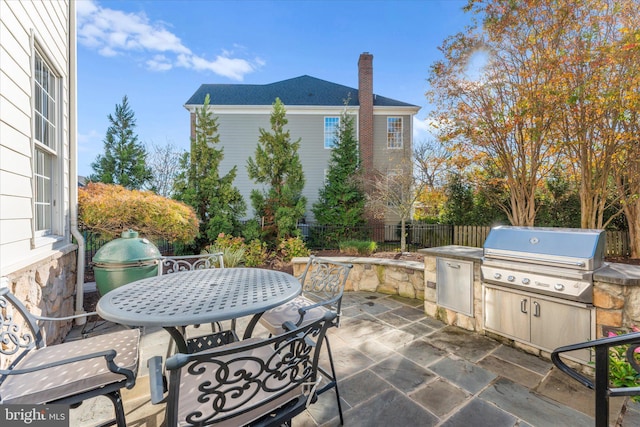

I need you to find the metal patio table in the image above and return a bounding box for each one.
[96,268,301,353]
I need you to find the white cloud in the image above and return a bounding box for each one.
[413,116,438,142]
[77,0,261,80]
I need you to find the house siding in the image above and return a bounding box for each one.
[0,0,76,346]
[215,110,337,221]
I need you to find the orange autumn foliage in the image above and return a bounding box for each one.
[79,183,199,243]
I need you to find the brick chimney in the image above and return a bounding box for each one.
[358,52,374,175]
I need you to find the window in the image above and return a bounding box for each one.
[33,50,58,237]
[387,117,403,149]
[324,117,340,149]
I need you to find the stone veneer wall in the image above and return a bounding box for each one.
[292,257,424,300]
[593,280,640,336]
[2,250,77,348]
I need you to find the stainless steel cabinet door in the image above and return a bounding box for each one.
[483,286,529,341]
[437,258,473,316]
[530,297,592,362]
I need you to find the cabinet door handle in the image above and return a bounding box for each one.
[447,263,460,269]
[533,301,540,317]
[520,299,528,313]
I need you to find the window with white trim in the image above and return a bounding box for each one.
[324,117,340,149]
[33,50,58,237]
[387,117,403,148]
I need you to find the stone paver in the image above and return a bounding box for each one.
[429,357,497,394]
[480,378,594,426]
[441,398,517,427]
[342,389,439,427]
[410,378,470,417]
[370,355,437,393]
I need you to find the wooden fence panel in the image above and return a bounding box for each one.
[605,231,630,257]
[453,226,491,248]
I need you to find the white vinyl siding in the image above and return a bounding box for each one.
[324,116,339,149]
[387,117,403,148]
[1,0,72,274]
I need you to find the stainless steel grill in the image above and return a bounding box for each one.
[481,226,606,303]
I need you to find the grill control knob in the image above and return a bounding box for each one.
[494,273,502,280]
[522,278,530,285]
[507,275,516,282]
[554,283,565,291]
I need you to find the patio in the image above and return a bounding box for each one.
[69,291,640,427]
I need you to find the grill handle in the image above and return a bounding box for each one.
[533,301,540,317]
[520,299,528,314]
[484,251,586,268]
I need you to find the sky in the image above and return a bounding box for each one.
[76,0,475,177]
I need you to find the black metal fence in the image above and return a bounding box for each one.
[79,223,632,278]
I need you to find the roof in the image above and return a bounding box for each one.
[185,75,418,108]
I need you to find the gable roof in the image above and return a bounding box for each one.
[185,75,418,108]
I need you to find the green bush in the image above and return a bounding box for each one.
[241,219,263,242]
[277,236,310,262]
[244,239,268,267]
[339,240,377,256]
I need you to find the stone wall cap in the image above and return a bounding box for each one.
[594,263,640,286]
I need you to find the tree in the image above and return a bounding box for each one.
[90,95,152,189]
[366,156,424,253]
[173,94,246,250]
[427,1,565,226]
[312,108,366,243]
[147,140,183,198]
[247,98,306,243]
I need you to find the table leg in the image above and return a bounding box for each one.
[243,312,265,340]
[164,326,189,354]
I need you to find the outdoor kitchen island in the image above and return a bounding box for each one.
[420,238,640,364]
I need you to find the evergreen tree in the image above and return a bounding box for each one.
[312,109,366,244]
[89,96,152,189]
[173,94,246,250]
[247,98,306,243]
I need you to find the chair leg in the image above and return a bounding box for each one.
[318,335,344,425]
[102,390,127,427]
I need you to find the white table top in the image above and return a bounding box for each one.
[96,268,301,328]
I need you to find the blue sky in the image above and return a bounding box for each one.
[76,0,473,177]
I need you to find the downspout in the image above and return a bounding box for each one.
[68,1,86,324]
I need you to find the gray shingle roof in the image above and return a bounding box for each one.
[185,75,418,108]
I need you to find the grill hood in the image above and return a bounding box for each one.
[483,226,605,271]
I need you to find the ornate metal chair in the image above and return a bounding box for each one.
[258,255,352,424]
[552,332,640,427]
[158,252,225,275]
[0,287,140,427]
[148,312,336,427]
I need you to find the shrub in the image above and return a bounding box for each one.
[214,233,245,253]
[241,219,263,242]
[606,326,640,401]
[339,240,377,256]
[244,239,268,267]
[278,236,310,262]
[78,182,198,242]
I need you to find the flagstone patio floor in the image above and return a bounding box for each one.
[68,291,640,426]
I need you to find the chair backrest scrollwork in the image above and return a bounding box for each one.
[0,288,44,371]
[164,311,335,426]
[158,252,224,275]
